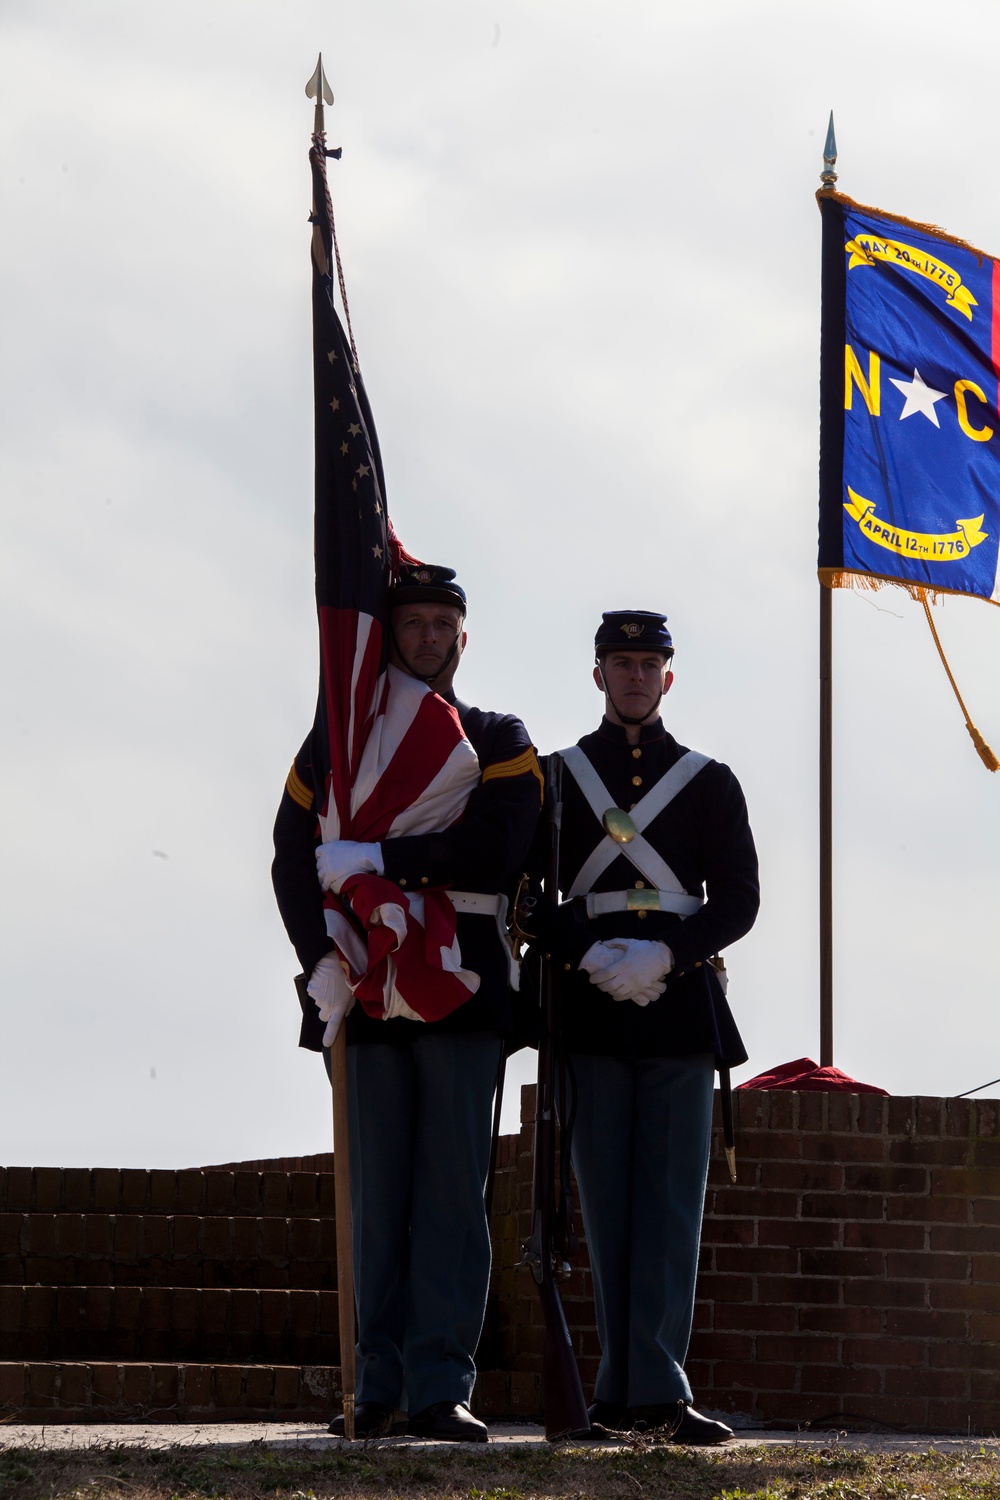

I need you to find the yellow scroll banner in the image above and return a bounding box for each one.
[844,488,989,560]
[845,233,978,321]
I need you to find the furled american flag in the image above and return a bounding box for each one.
[307,136,480,1022]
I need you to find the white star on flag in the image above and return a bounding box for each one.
[890,368,948,427]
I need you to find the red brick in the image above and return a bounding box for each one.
[0,1214,22,1255]
[120,1171,149,1211]
[149,1172,176,1211]
[844,1164,928,1194]
[0,1363,25,1406]
[261,1290,288,1334]
[205,1173,234,1214]
[800,1248,885,1278]
[714,1360,797,1391]
[700,1219,756,1246]
[27,1362,57,1406]
[687,1331,754,1361]
[827,1095,856,1132]
[802,1193,884,1221]
[33,1169,62,1212]
[886,1308,967,1339]
[172,1289,199,1331]
[945,1098,973,1137]
[932,1398,1000,1433]
[759,1219,840,1248]
[202,1216,232,1259]
[289,1290,319,1334]
[113,1215,141,1257]
[91,1363,121,1406]
[800,1306,882,1335]
[261,1218,286,1259]
[755,1333,840,1364]
[151,1364,179,1410]
[853,1393,930,1426]
[262,1173,288,1214]
[758,1275,842,1304]
[931,1167,1000,1196]
[972,1255,1000,1283]
[215,1364,243,1407]
[858,1095,888,1134]
[714,1304,797,1333]
[736,1130,799,1161]
[273,1365,301,1408]
[289,1175,319,1214]
[713,1189,800,1219]
[755,1391,840,1424]
[845,1280,924,1308]
[887,1195,968,1224]
[695,1272,754,1303]
[890,1138,967,1166]
[764,1093,796,1130]
[3,1170,30,1211]
[233,1217,258,1259]
[142,1216,170,1257]
[975,1101,1000,1138]
[929,1341,1000,1370]
[915,1098,944,1136]
[932,1282,1000,1311]
[970,1370,1000,1401]
[246,1365,274,1407]
[113,1286,141,1326]
[761,1162,843,1192]
[843,1336,926,1367]
[973,1141,1000,1168]
[843,1221,923,1251]
[24,1286,53,1330]
[234,1173,261,1213]
[802,1364,883,1395]
[319,1290,339,1333]
[715,1246,797,1275]
[807,1135,885,1164]
[141,1288,170,1331]
[886,1250,969,1281]
[289,1218,320,1259]
[85,1215,112,1256]
[175,1173,204,1213]
[888,1098,916,1136]
[57,1364,88,1407]
[172,1215,199,1257]
[797,1093,826,1133]
[27,1215,57,1253]
[61,1169,90,1211]
[84,1287,112,1331]
[887,1366,968,1399]
[57,1287,84,1330]
[183,1364,212,1410]
[972,1199,1000,1225]
[509,1369,541,1415]
[231,1289,260,1332]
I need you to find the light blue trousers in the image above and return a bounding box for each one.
[342,1034,502,1414]
[568,1052,715,1407]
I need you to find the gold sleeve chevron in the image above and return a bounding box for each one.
[481,747,544,803]
[285,763,314,811]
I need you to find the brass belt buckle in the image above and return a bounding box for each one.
[626,888,660,912]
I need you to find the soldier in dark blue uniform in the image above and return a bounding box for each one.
[272,566,542,1442]
[552,610,759,1443]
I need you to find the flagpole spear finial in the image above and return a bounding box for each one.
[819,111,838,193]
[305,53,335,135]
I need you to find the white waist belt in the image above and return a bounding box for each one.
[449,891,507,917]
[448,890,519,989]
[581,889,702,918]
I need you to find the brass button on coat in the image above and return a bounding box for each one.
[631,775,642,787]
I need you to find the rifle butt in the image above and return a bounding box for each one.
[539,1279,590,1440]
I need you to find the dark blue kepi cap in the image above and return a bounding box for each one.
[595,610,674,657]
[389,563,467,614]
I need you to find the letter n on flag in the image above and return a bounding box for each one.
[818,191,1000,605]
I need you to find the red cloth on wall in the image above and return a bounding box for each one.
[736,1057,889,1095]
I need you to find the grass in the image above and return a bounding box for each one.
[2,1438,1000,1500]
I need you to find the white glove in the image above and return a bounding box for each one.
[315,840,384,894]
[586,938,673,1005]
[578,941,624,978]
[306,951,356,1048]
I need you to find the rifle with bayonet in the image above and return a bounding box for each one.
[519,755,590,1441]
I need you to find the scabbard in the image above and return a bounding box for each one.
[719,1065,736,1183]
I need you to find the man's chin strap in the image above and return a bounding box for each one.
[596,663,664,727]
[393,626,463,686]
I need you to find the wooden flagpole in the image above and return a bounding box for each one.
[330,1024,356,1440]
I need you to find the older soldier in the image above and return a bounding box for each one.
[272,565,542,1442]
[552,610,759,1443]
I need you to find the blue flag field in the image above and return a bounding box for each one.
[819,193,1000,605]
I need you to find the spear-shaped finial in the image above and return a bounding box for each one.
[305,53,334,134]
[819,111,838,193]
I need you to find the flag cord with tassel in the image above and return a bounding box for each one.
[920,595,999,771]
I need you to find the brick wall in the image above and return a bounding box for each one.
[496,1086,1000,1434]
[3,1086,998,1430]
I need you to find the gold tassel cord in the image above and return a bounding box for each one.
[920,596,999,772]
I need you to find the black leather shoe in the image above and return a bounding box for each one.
[628,1402,684,1435]
[328,1401,402,1438]
[586,1400,628,1435]
[407,1401,488,1442]
[670,1404,734,1445]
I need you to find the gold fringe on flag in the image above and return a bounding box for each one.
[919,594,999,772]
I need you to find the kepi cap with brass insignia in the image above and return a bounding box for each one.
[595,609,673,657]
[390,563,467,614]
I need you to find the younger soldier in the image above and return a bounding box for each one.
[272,566,542,1442]
[552,610,759,1443]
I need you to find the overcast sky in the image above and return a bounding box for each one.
[3,0,999,1168]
